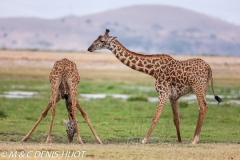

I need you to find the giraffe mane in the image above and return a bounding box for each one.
[115,40,174,59]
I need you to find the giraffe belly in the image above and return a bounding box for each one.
[169,85,192,100]
[58,78,70,100]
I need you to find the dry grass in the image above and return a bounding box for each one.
[0,50,240,86]
[0,142,239,160]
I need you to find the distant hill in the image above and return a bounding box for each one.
[0,5,240,56]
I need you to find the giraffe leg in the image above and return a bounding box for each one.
[46,82,61,143]
[46,101,56,143]
[191,91,208,144]
[71,98,83,144]
[68,79,84,144]
[142,93,168,144]
[76,100,102,144]
[21,101,52,142]
[170,99,181,143]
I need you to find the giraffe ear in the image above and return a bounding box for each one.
[63,119,68,126]
[111,36,117,41]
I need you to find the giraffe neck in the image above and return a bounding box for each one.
[108,40,155,76]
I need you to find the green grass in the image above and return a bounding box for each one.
[0,78,239,144]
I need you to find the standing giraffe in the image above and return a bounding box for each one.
[21,58,102,144]
[88,29,222,144]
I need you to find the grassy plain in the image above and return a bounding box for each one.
[0,50,239,159]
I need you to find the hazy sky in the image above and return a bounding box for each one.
[1,0,240,25]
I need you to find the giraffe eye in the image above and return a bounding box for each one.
[100,40,104,43]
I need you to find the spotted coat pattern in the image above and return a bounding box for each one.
[88,29,221,144]
[21,58,102,144]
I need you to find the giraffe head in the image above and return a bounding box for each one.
[63,117,76,143]
[88,29,117,52]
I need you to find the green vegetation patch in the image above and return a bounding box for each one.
[0,78,239,144]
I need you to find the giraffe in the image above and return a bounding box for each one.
[87,29,222,144]
[21,58,102,144]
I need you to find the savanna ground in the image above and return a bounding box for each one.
[0,50,239,160]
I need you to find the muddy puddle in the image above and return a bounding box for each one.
[80,93,240,105]
[1,90,239,105]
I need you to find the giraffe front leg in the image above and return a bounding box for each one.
[72,100,83,144]
[69,84,83,144]
[21,102,52,142]
[73,116,83,144]
[142,93,168,144]
[170,99,182,143]
[46,103,56,143]
[45,79,61,143]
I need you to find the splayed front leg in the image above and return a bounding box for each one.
[142,92,168,144]
[46,103,56,143]
[21,102,52,142]
[76,101,102,144]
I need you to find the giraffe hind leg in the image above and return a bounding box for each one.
[191,90,208,144]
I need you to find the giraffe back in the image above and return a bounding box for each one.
[49,58,80,101]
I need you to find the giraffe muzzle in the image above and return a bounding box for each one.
[87,47,93,52]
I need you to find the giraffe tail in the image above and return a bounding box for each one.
[209,68,222,104]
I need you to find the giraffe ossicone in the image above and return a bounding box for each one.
[21,58,102,144]
[88,29,222,144]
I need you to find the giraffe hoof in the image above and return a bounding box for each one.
[141,138,147,144]
[97,140,103,145]
[191,137,199,144]
[21,134,30,142]
[77,139,84,144]
[46,136,52,143]
[190,139,199,144]
[21,137,27,142]
[96,136,103,144]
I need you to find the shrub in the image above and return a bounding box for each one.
[127,95,148,102]
[0,110,7,118]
